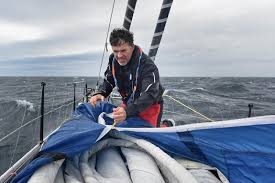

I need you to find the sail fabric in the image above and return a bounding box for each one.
[12,102,275,183]
[26,133,200,183]
[119,120,275,183]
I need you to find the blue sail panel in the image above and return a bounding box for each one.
[120,120,275,183]
[11,103,275,183]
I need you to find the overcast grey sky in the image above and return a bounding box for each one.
[0,0,275,77]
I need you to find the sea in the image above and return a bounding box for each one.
[1,76,275,175]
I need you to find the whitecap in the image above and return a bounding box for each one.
[195,87,206,91]
[16,99,35,111]
[187,87,206,92]
[165,89,188,94]
[210,77,221,79]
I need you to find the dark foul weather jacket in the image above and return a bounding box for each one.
[98,45,164,127]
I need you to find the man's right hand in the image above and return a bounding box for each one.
[89,94,105,107]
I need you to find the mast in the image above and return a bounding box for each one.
[123,0,138,30]
[148,0,173,61]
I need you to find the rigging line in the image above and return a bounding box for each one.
[57,90,68,127]
[0,97,84,143]
[43,96,83,116]
[32,102,41,144]
[216,104,224,121]
[96,0,116,89]
[163,94,214,122]
[45,81,86,88]
[47,85,58,127]
[59,88,77,125]
[163,109,186,116]
[63,89,72,122]
[9,105,28,168]
[0,116,40,143]
[187,96,201,123]
[31,117,39,146]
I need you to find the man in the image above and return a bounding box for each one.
[90,28,164,127]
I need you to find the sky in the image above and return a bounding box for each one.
[0,0,275,77]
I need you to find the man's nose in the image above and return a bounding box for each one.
[117,52,123,57]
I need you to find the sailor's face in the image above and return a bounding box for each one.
[112,43,134,66]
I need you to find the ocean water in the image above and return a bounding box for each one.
[0,76,275,174]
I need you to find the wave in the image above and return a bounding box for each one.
[212,83,248,93]
[210,77,222,80]
[164,89,188,95]
[188,87,206,92]
[268,85,275,90]
[16,99,35,112]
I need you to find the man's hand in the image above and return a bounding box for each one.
[89,94,105,107]
[113,107,127,123]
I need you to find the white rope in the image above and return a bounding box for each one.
[163,94,214,122]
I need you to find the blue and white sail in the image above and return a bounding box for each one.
[10,103,275,183]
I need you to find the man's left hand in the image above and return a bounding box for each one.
[113,107,127,123]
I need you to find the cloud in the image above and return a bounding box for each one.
[0,0,275,76]
[0,52,105,76]
[0,20,48,44]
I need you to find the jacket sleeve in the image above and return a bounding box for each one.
[96,55,115,98]
[125,59,162,117]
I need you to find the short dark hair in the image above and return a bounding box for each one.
[109,28,134,46]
